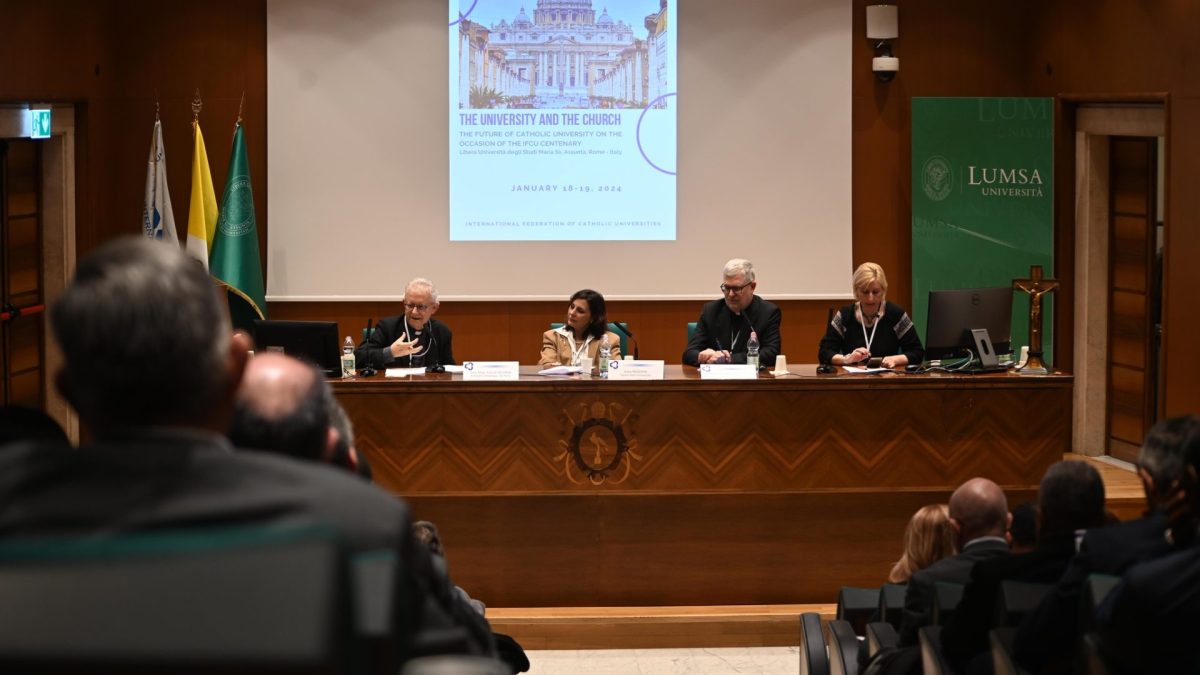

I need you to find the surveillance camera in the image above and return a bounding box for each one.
[872,56,899,81]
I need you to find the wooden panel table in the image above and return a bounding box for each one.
[333,366,1071,607]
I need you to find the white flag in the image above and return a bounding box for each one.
[142,119,179,244]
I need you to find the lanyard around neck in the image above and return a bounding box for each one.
[859,304,880,353]
[566,332,592,365]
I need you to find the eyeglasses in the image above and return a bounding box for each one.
[719,282,753,294]
[404,303,433,313]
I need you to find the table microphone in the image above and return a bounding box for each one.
[614,321,639,360]
[816,307,838,374]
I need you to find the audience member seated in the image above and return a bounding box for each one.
[1007,502,1038,554]
[0,237,491,663]
[889,504,954,584]
[898,478,1011,646]
[1093,417,1200,675]
[1014,415,1199,674]
[941,460,1107,674]
[412,520,530,674]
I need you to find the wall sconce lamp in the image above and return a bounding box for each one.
[866,4,899,82]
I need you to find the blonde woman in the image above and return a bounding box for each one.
[888,504,954,583]
[818,262,924,369]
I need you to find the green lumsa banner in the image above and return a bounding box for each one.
[911,97,1054,363]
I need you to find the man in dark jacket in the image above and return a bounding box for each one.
[683,258,781,368]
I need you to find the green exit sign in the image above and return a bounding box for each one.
[30,109,51,139]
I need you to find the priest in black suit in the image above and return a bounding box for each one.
[683,258,781,368]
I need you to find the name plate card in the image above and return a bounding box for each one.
[606,360,665,380]
[699,364,759,380]
[461,361,520,381]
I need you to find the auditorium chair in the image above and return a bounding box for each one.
[0,524,357,674]
[799,612,830,675]
[1077,633,1110,675]
[989,628,1029,675]
[826,619,862,675]
[918,626,954,675]
[931,582,965,626]
[837,586,880,636]
[993,580,1053,627]
[549,321,629,355]
[1079,574,1120,636]
[878,583,907,629]
[865,622,899,660]
[687,321,697,344]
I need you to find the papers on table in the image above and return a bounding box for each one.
[841,366,891,374]
[442,365,464,374]
[538,365,584,376]
[384,367,428,377]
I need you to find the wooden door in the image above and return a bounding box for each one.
[1106,136,1159,462]
[0,139,47,408]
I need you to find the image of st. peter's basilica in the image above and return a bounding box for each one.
[456,0,670,109]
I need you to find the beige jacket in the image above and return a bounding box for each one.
[539,328,623,367]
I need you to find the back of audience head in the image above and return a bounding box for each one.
[1138,415,1200,511]
[889,503,954,583]
[231,351,338,462]
[327,396,371,480]
[0,405,70,447]
[412,520,445,558]
[1037,460,1106,541]
[50,237,250,438]
[947,477,1010,550]
[1008,501,1039,553]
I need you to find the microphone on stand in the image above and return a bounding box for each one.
[614,321,638,360]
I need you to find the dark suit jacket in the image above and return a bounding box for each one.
[941,534,1078,671]
[899,537,1010,646]
[356,316,456,370]
[1014,514,1170,674]
[1097,544,1200,675]
[682,295,781,367]
[0,432,494,660]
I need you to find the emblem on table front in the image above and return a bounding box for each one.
[557,401,641,486]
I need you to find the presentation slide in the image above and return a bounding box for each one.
[266,0,852,301]
[450,0,676,241]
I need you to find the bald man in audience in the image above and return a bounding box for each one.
[898,477,1011,646]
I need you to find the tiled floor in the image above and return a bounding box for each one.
[526,647,799,674]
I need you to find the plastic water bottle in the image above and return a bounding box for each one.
[598,335,611,378]
[746,331,760,370]
[341,336,356,378]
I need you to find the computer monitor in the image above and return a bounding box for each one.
[252,320,341,376]
[924,287,1014,362]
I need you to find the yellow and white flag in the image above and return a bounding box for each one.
[186,122,218,268]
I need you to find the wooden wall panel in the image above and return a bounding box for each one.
[2,0,1198,416]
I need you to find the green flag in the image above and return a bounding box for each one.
[211,122,267,331]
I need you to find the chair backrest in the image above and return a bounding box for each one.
[994,580,1054,627]
[1079,574,1120,635]
[932,581,965,625]
[400,655,512,675]
[879,583,907,629]
[836,586,879,636]
[549,322,629,356]
[919,625,952,675]
[865,621,899,660]
[799,612,830,675]
[990,627,1029,675]
[687,322,698,344]
[0,525,354,674]
[826,619,861,675]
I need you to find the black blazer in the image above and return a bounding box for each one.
[1096,544,1200,674]
[682,295,781,367]
[356,315,456,370]
[899,538,1010,646]
[1014,513,1171,674]
[941,535,1078,671]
